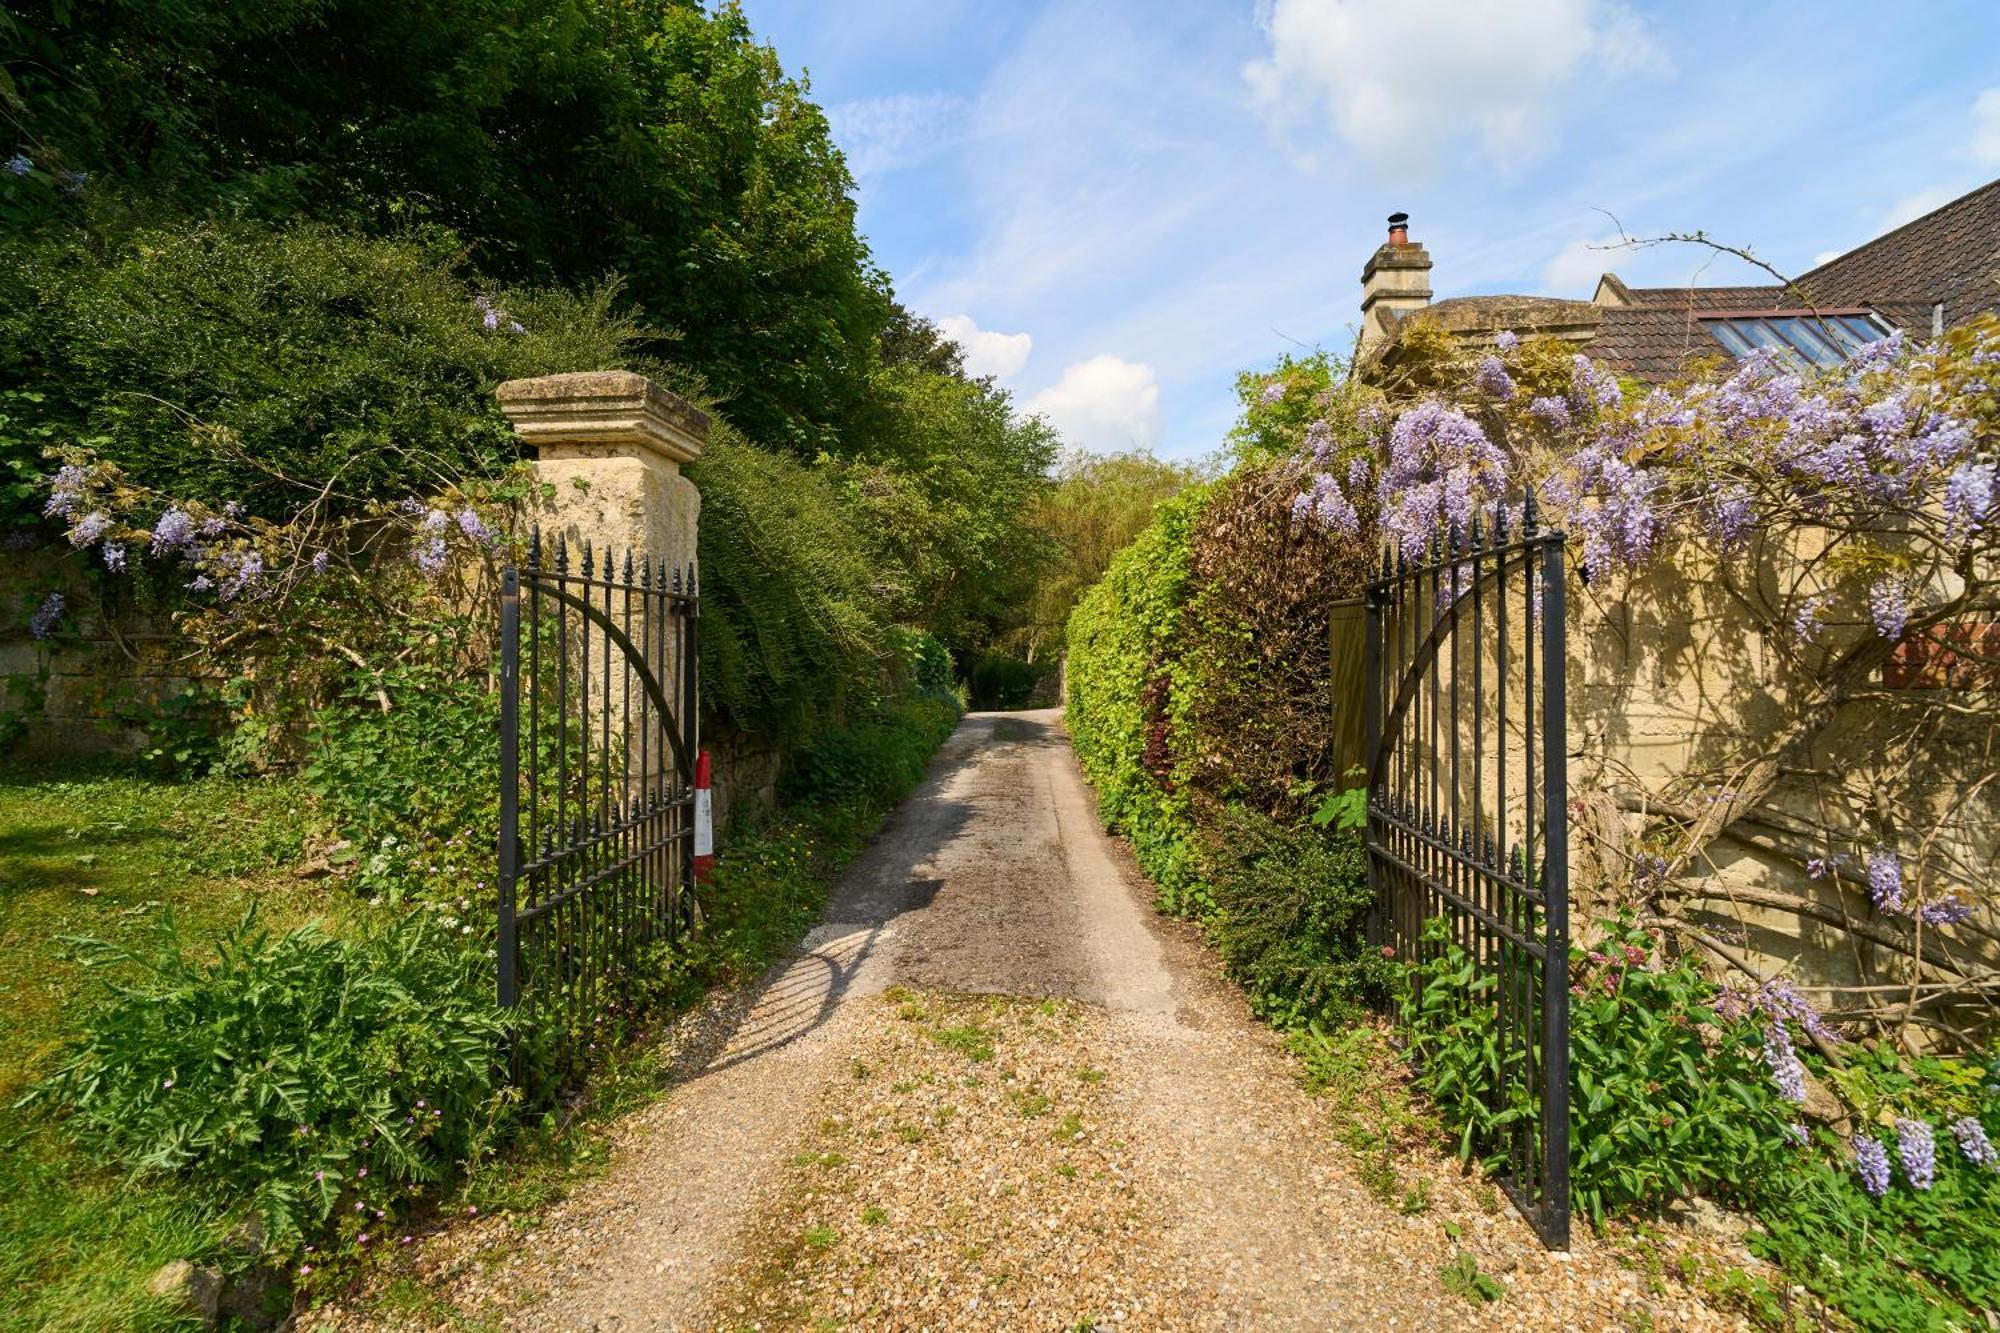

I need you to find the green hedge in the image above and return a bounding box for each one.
[1063,485,1209,915]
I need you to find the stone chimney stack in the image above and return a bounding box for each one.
[1360,211,1432,349]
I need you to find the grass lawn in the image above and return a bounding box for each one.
[0,759,351,1332]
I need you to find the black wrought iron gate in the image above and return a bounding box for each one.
[1362,502,1571,1249]
[496,533,698,1041]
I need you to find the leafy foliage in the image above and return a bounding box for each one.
[30,911,514,1250]
[688,424,890,745]
[0,219,637,526]
[3,0,887,458]
[1201,804,1389,1029]
[778,693,960,814]
[1402,919,1795,1224]
[1010,449,1200,664]
[1063,484,1210,913]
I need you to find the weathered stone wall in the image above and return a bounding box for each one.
[0,553,206,758]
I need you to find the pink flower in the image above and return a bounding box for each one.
[299,1265,312,1277]
[1380,945,1396,958]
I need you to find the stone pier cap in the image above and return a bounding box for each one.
[495,370,709,464]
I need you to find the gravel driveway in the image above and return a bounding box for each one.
[318,709,1746,1331]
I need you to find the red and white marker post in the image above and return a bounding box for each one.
[692,749,714,884]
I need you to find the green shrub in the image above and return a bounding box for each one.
[1201,805,1389,1028]
[1403,918,1794,1224]
[1063,486,1210,914]
[690,426,891,747]
[303,659,500,901]
[0,218,638,527]
[963,650,1045,711]
[779,694,960,813]
[31,911,515,1250]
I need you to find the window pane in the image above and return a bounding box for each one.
[1771,317,1844,365]
[1704,320,1756,357]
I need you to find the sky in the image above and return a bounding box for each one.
[738,0,2000,461]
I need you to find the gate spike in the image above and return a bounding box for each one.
[688,562,698,596]
[1522,490,1540,535]
[1469,511,1483,551]
[671,564,682,594]
[1483,831,1497,867]
[640,555,651,589]
[623,549,634,584]
[581,542,594,578]
[529,525,542,567]
[555,533,569,573]
[1492,504,1508,544]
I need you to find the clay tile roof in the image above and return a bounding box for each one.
[1586,307,1731,382]
[1615,284,1787,311]
[1794,178,2000,328]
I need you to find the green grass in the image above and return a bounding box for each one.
[0,759,349,1332]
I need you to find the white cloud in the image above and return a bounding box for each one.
[1025,355,1162,452]
[1974,88,2000,167]
[1808,249,1843,270]
[826,92,968,177]
[1542,233,1628,294]
[1878,184,1958,234]
[936,314,1033,381]
[1245,0,1664,173]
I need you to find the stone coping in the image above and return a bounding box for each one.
[496,371,710,465]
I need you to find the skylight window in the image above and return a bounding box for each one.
[1699,310,1894,368]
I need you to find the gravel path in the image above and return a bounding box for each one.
[316,709,1750,1331]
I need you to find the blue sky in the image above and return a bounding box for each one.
[739,0,2000,461]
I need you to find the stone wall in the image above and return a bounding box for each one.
[1567,551,1999,1016]
[0,553,206,758]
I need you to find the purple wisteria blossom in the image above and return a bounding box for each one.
[1951,1116,1997,1168]
[45,464,87,518]
[1867,576,1909,640]
[1494,330,1520,353]
[1473,355,1515,400]
[1303,419,1334,465]
[1792,594,1827,643]
[1867,849,1905,913]
[1761,1019,1807,1103]
[1291,472,1360,537]
[151,507,196,554]
[456,508,497,546]
[1752,977,1841,1044]
[1569,354,1622,411]
[1943,461,1996,540]
[217,550,263,601]
[1378,402,1508,557]
[29,592,64,639]
[1917,895,1974,926]
[101,542,126,572]
[1896,1117,1936,1190]
[311,550,331,575]
[1853,1134,1892,1198]
[70,511,111,546]
[1260,380,1287,405]
[4,153,30,177]
[414,535,449,576]
[1528,395,1572,430]
[1846,330,1904,375]
[1785,1123,1809,1147]
[1704,484,1754,548]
